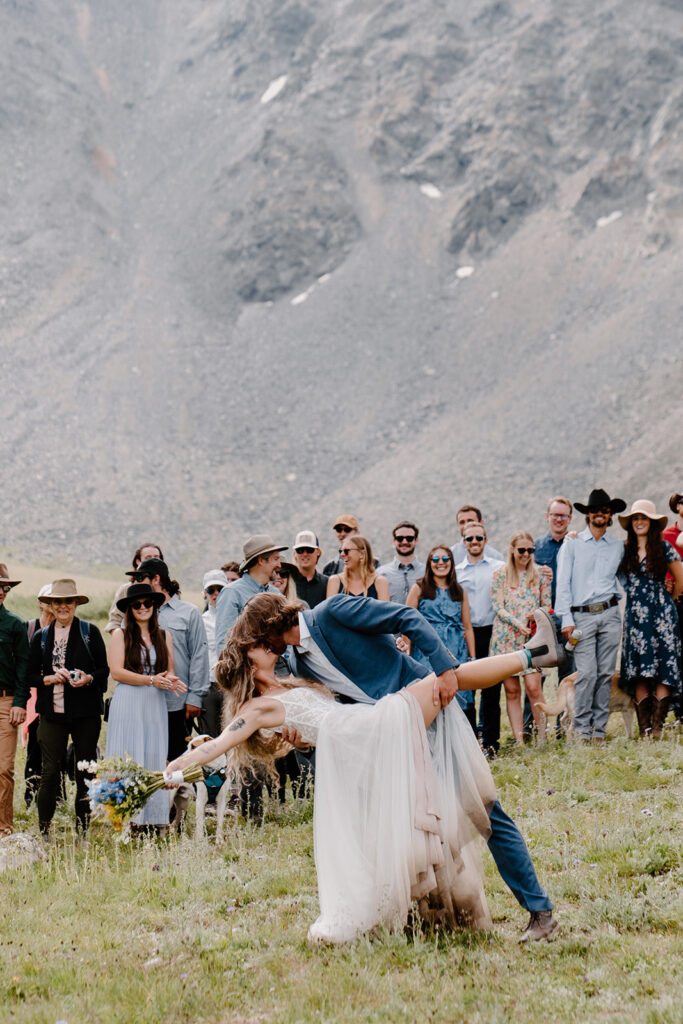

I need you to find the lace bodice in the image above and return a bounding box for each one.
[273,686,337,744]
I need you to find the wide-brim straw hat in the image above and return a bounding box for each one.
[239,534,288,573]
[0,563,21,588]
[618,499,668,530]
[116,582,165,612]
[574,488,626,515]
[45,578,89,605]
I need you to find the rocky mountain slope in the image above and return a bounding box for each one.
[1,0,682,574]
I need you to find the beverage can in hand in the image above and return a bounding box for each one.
[565,629,582,651]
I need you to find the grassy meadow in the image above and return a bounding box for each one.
[2,565,681,1022]
[3,726,681,1024]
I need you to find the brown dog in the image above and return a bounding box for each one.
[536,672,636,739]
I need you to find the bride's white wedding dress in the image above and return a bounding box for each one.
[272,679,497,943]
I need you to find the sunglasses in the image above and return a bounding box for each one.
[395,535,416,543]
[464,535,485,543]
[0,585,12,594]
[133,573,152,583]
[273,570,290,579]
[130,599,155,611]
[340,548,356,555]
[205,585,223,595]
[515,547,535,555]
[334,526,352,534]
[295,547,316,554]
[548,513,569,520]
[431,556,451,564]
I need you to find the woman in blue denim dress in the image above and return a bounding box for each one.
[406,544,477,732]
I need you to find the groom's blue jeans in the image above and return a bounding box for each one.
[487,800,553,912]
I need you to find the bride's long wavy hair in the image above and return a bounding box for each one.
[215,620,333,785]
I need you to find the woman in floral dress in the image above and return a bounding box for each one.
[490,532,552,742]
[617,500,683,737]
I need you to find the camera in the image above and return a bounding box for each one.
[68,669,82,683]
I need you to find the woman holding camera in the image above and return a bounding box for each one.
[27,579,109,835]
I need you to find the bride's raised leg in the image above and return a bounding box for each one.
[407,650,530,730]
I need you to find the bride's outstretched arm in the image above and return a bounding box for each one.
[166,697,286,774]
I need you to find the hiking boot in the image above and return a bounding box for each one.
[519,910,560,943]
[524,610,565,670]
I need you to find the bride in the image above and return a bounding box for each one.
[166,633,546,943]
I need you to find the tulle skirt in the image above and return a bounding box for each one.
[308,687,496,943]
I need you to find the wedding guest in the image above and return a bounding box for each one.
[322,514,360,576]
[27,579,108,835]
[406,544,476,730]
[377,521,425,603]
[215,537,286,658]
[323,515,379,576]
[490,533,552,743]
[220,562,241,584]
[451,505,504,564]
[556,489,626,742]
[326,536,389,600]
[290,532,328,609]
[22,584,55,808]
[0,564,29,836]
[663,492,683,719]
[200,569,229,737]
[130,559,209,762]
[107,583,185,830]
[526,495,574,736]
[616,501,683,737]
[456,523,504,756]
[271,563,304,605]
[106,542,164,633]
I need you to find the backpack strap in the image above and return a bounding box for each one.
[27,618,38,643]
[40,626,50,657]
[79,619,92,653]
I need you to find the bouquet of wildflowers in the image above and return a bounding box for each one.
[78,756,202,830]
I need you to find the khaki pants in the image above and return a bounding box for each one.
[0,696,19,835]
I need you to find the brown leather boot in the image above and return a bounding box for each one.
[634,695,652,738]
[651,695,671,739]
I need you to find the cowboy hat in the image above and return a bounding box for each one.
[45,578,89,605]
[116,582,165,612]
[618,499,668,530]
[0,563,21,588]
[573,488,626,515]
[239,534,288,573]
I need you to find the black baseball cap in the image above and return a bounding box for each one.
[126,557,168,579]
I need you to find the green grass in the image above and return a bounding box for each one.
[3,732,682,1024]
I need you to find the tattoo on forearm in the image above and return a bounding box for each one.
[228,717,246,732]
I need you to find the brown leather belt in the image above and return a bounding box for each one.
[571,595,619,614]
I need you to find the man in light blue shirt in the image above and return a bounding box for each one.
[377,520,425,603]
[133,557,210,762]
[451,504,504,564]
[555,489,626,741]
[456,522,504,755]
[215,535,286,657]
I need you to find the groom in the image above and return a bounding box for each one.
[233,591,561,942]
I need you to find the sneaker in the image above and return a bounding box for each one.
[519,910,560,943]
[523,610,565,670]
